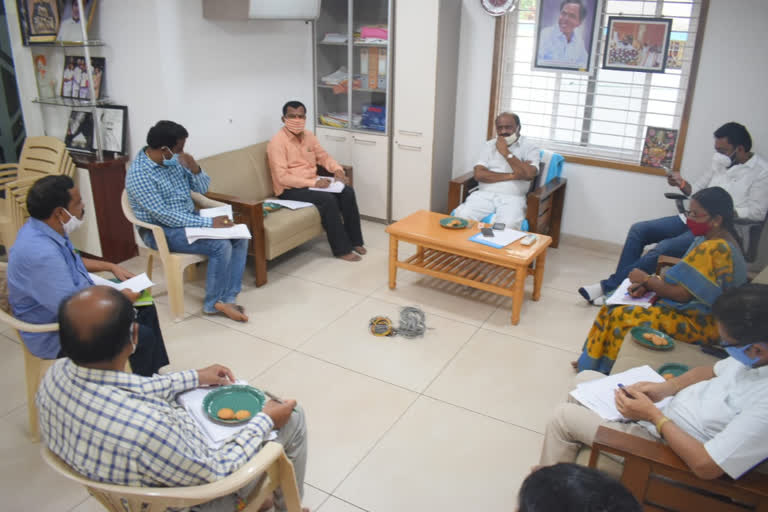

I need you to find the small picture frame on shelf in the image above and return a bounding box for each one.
[33,53,58,99]
[64,109,94,153]
[95,105,127,155]
[603,16,672,73]
[25,0,60,43]
[57,0,98,42]
[61,55,105,100]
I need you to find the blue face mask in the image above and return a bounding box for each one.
[162,147,178,167]
[724,344,761,368]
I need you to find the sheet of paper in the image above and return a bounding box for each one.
[605,278,657,308]
[199,204,234,221]
[469,229,527,248]
[569,365,672,421]
[176,381,276,449]
[88,272,155,293]
[185,224,252,244]
[264,198,315,210]
[309,178,345,193]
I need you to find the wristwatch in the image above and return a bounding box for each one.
[506,153,514,159]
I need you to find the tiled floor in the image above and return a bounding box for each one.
[0,220,621,512]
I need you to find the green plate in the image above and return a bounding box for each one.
[202,385,266,425]
[658,363,689,378]
[439,216,469,229]
[630,326,675,351]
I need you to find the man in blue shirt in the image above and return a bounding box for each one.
[8,175,169,376]
[126,121,248,322]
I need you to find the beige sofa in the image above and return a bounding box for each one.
[198,142,351,286]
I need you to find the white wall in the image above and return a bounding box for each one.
[452,0,768,243]
[7,0,315,159]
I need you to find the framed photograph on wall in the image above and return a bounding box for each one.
[25,0,59,43]
[534,0,602,73]
[95,105,127,155]
[640,126,678,169]
[57,0,99,42]
[603,16,672,73]
[60,56,105,100]
[64,110,94,153]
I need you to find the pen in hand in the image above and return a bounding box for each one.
[617,383,635,398]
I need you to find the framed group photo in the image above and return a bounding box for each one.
[61,56,105,100]
[534,0,602,73]
[603,16,673,73]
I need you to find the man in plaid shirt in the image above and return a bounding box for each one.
[37,286,308,511]
[125,120,248,323]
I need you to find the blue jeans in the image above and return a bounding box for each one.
[601,215,693,294]
[141,227,248,313]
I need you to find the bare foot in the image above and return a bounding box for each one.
[353,245,367,255]
[214,302,249,322]
[338,252,362,262]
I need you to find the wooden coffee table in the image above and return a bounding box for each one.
[386,210,551,325]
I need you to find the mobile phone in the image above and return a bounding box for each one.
[492,222,505,230]
[481,227,495,237]
[700,344,729,359]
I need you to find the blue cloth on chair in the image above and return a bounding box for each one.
[540,151,565,184]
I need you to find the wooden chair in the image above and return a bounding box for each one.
[121,189,227,320]
[42,442,302,512]
[589,425,768,511]
[447,151,567,248]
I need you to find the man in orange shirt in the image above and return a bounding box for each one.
[267,100,365,262]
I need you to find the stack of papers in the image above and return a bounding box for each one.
[322,33,347,43]
[176,381,277,449]
[199,205,234,221]
[569,365,672,421]
[309,178,345,193]
[185,224,252,244]
[264,199,315,210]
[605,278,657,308]
[89,273,154,292]
[469,229,527,249]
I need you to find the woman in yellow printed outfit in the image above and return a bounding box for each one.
[576,187,747,374]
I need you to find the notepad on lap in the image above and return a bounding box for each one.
[569,365,672,421]
[309,178,345,193]
[605,278,657,308]
[89,272,155,293]
[185,224,252,244]
[199,204,234,221]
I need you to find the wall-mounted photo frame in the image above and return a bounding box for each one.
[95,105,127,155]
[60,55,105,100]
[534,0,602,73]
[57,0,99,42]
[641,126,678,169]
[603,16,672,73]
[25,0,60,43]
[64,110,94,153]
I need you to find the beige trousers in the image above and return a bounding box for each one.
[539,370,659,466]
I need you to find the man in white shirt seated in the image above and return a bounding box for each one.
[541,284,768,481]
[37,286,309,512]
[453,112,540,230]
[536,0,589,69]
[580,122,768,305]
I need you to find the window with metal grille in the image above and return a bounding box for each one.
[492,0,708,172]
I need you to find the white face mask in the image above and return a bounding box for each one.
[505,132,520,145]
[61,208,84,236]
[713,151,736,169]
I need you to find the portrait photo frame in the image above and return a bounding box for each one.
[57,0,99,42]
[64,109,94,153]
[95,104,127,155]
[603,16,673,73]
[533,0,602,73]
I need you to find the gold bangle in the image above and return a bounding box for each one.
[656,416,671,436]
[643,274,658,286]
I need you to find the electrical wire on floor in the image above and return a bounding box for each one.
[369,306,427,339]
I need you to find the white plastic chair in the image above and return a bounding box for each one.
[121,189,225,320]
[41,442,302,512]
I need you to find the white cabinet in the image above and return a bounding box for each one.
[391,0,461,220]
[315,126,388,219]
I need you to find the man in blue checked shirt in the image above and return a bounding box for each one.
[38,286,308,512]
[126,120,248,323]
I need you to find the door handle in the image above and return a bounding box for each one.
[398,129,423,136]
[325,135,346,142]
[353,138,376,146]
[397,143,422,151]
